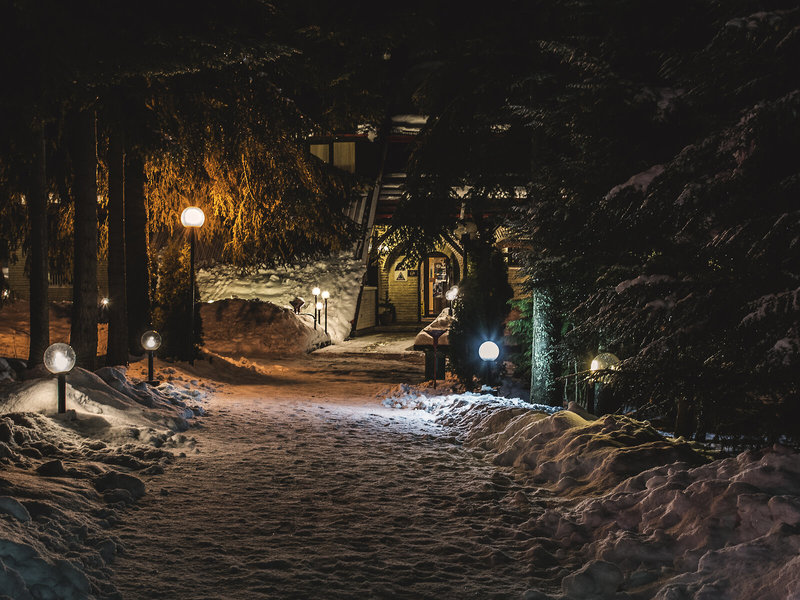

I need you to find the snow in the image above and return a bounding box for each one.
[605,164,665,200]
[384,387,800,599]
[2,305,799,598]
[0,363,206,598]
[615,274,676,294]
[200,298,330,356]
[197,252,365,343]
[413,308,454,346]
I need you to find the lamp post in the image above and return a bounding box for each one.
[589,352,620,415]
[141,330,162,385]
[321,290,330,334]
[445,286,459,315]
[315,302,323,331]
[311,286,320,329]
[44,343,76,414]
[479,340,500,389]
[428,329,447,389]
[181,207,205,365]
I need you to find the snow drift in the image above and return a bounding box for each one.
[200,298,329,357]
[197,252,365,343]
[385,389,800,599]
[0,366,204,599]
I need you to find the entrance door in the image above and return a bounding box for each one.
[425,254,450,317]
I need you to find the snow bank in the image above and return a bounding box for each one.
[0,367,201,442]
[386,388,800,599]
[385,390,705,496]
[521,445,800,599]
[197,252,365,343]
[200,298,329,357]
[0,367,205,598]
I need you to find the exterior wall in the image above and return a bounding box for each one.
[355,286,377,331]
[386,255,420,322]
[374,237,466,324]
[8,248,109,301]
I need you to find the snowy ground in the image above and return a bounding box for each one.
[2,299,800,598]
[0,359,207,599]
[197,252,365,343]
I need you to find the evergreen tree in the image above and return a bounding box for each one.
[449,240,513,390]
[151,240,203,361]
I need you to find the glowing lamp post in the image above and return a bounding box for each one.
[588,352,620,414]
[311,287,320,329]
[141,330,162,385]
[181,207,205,365]
[315,302,324,331]
[590,352,620,373]
[479,340,500,388]
[321,290,330,334]
[44,343,76,414]
[445,286,459,315]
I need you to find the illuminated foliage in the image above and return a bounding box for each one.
[146,74,357,268]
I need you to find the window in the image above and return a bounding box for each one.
[333,142,355,173]
[310,144,330,163]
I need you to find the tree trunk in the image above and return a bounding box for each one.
[124,149,151,354]
[69,107,99,370]
[106,129,128,365]
[27,119,49,366]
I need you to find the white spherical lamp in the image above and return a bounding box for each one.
[321,290,330,300]
[141,330,162,352]
[180,206,205,228]
[44,343,76,374]
[478,340,500,362]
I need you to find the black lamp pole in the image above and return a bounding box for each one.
[147,350,155,383]
[324,297,328,334]
[189,227,196,365]
[57,373,66,414]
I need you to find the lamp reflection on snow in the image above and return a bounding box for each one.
[44,343,76,414]
[141,330,162,385]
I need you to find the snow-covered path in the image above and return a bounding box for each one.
[111,356,541,599]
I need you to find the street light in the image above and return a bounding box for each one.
[181,206,205,365]
[428,329,447,389]
[44,343,76,414]
[141,330,162,385]
[311,286,320,329]
[315,302,323,331]
[321,290,330,334]
[479,340,500,361]
[479,340,500,389]
[445,286,459,315]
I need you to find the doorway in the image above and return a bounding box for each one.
[424,253,451,317]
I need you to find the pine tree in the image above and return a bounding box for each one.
[151,240,203,361]
[449,240,513,390]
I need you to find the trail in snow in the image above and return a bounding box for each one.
[112,356,548,599]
